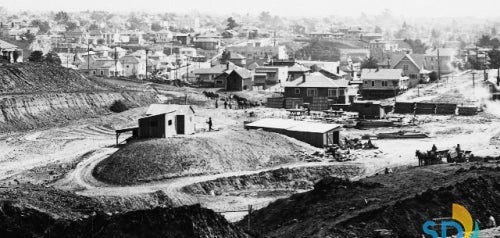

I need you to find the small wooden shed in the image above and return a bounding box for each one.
[138,104,196,138]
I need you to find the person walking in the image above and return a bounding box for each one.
[215,99,218,108]
[224,100,228,109]
[207,117,213,131]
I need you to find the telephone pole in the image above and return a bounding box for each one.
[87,41,90,75]
[114,46,117,77]
[437,48,441,81]
[145,49,148,80]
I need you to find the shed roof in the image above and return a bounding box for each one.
[145,104,195,116]
[246,118,341,133]
[0,39,18,49]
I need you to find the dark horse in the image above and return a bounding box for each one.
[415,150,441,166]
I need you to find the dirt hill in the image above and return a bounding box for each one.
[0,63,158,132]
[239,163,500,238]
[0,184,248,238]
[93,130,317,185]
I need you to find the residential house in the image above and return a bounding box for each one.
[254,66,288,88]
[424,48,457,74]
[284,72,350,104]
[391,54,430,85]
[309,32,334,39]
[225,68,253,91]
[119,55,146,79]
[360,68,407,98]
[227,43,288,60]
[175,33,192,45]
[194,38,219,50]
[361,33,383,42]
[153,29,173,43]
[339,48,370,65]
[179,47,197,58]
[79,59,123,77]
[109,47,128,59]
[93,45,111,57]
[228,53,246,67]
[287,63,311,81]
[0,39,23,63]
[193,63,237,87]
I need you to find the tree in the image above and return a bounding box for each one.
[54,11,69,23]
[431,29,440,39]
[374,26,383,34]
[28,51,44,62]
[259,11,272,22]
[488,48,500,69]
[428,71,438,81]
[361,56,379,69]
[31,20,50,34]
[226,17,238,30]
[88,23,100,31]
[151,22,163,31]
[65,22,78,31]
[404,39,428,54]
[478,34,492,47]
[45,51,61,65]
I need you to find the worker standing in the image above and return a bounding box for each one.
[207,117,213,131]
[431,144,437,152]
[489,214,497,228]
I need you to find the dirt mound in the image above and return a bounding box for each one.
[93,130,317,185]
[0,63,159,132]
[240,164,500,238]
[0,63,110,94]
[0,185,248,238]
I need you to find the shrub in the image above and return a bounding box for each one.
[110,100,128,113]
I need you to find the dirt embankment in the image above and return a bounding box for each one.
[93,130,318,185]
[183,165,363,197]
[0,185,248,238]
[240,164,500,238]
[0,63,159,132]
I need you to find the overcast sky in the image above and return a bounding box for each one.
[2,0,500,17]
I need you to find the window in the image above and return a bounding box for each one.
[126,65,130,68]
[306,88,318,97]
[371,81,375,87]
[294,88,300,94]
[403,64,409,71]
[339,89,345,96]
[364,80,368,84]
[168,120,172,126]
[382,81,388,87]
[100,70,104,75]
[328,89,337,97]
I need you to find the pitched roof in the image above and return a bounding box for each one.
[230,68,252,79]
[119,55,141,64]
[391,54,426,70]
[145,104,195,116]
[361,69,403,80]
[426,48,457,57]
[288,63,311,72]
[285,72,349,88]
[0,39,18,49]
[193,63,237,75]
[230,53,246,60]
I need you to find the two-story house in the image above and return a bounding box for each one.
[254,66,288,88]
[424,48,457,74]
[360,68,408,98]
[119,55,146,79]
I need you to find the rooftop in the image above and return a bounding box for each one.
[246,118,341,133]
[361,69,403,80]
[145,104,195,116]
[285,72,349,88]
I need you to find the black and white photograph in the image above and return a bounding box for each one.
[1,0,500,237]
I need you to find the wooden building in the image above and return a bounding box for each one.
[350,101,385,119]
[284,72,350,104]
[138,104,196,138]
[245,118,341,147]
[225,68,253,91]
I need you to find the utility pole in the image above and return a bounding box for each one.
[437,48,441,81]
[87,41,90,75]
[145,49,148,80]
[114,46,117,77]
[472,71,477,87]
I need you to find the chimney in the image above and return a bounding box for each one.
[337,66,340,74]
[226,62,229,70]
[302,74,306,83]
